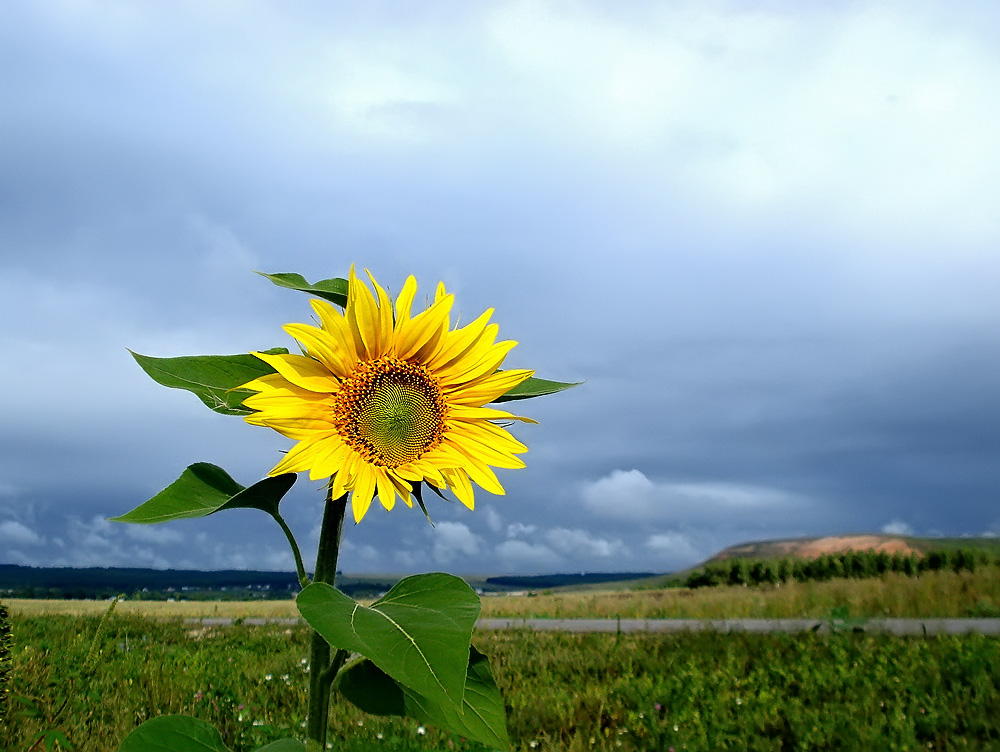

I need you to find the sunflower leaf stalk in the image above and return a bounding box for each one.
[110,267,576,752]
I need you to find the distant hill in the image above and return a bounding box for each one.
[484,572,657,590]
[0,564,391,599]
[707,534,1000,564]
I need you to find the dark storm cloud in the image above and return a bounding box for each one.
[2,1,1000,573]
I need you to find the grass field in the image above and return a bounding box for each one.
[7,567,1000,620]
[4,570,1000,750]
[4,610,1000,752]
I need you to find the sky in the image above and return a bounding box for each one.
[2,0,1000,576]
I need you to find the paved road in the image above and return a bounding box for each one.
[476,618,1000,635]
[186,617,1000,635]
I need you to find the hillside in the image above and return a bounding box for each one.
[707,534,1000,563]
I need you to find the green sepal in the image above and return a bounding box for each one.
[117,715,305,752]
[493,375,581,403]
[338,646,510,750]
[411,483,441,525]
[296,573,480,713]
[110,463,296,524]
[256,271,348,308]
[129,349,287,416]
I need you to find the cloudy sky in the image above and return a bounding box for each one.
[3,1,1000,576]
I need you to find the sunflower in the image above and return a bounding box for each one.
[239,267,536,523]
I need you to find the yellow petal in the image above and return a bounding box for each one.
[328,452,356,501]
[270,435,326,476]
[447,369,534,406]
[445,430,527,469]
[352,465,377,523]
[460,453,506,495]
[246,415,334,441]
[393,294,454,361]
[442,468,475,510]
[347,266,380,360]
[283,323,352,379]
[394,275,418,330]
[374,467,396,511]
[447,404,537,424]
[366,269,394,358]
[251,352,339,393]
[387,472,414,508]
[307,440,351,481]
[440,340,517,388]
[426,308,494,371]
[311,299,358,364]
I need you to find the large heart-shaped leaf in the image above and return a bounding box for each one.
[110,463,295,524]
[338,646,509,750]
[118,715,305,752]
[130,349,288,416]
[297,573,480,712]
[117,715,230,752]
[256,271,348,308]
[493,375,581,403]
[254,741,307,752]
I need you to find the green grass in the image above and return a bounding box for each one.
[4,612,1000,751]
[481,568,1000,619]
[10,567,1000,622]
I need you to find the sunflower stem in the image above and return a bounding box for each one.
[272,511,310,590]
[306,485,349,751]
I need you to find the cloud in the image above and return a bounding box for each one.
[124,525,185,545]
[483,507,504,534]
[3,3,1000,577]
[488,1,1000,241]
[506,522,537,538]
[495,540,562,572]
[645,533,701,568]
[432,522,481,564]
[0,520,44,546]
[580,469,809,527]
[882,520,915,536]
[544,527,626,560]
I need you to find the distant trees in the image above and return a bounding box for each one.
[684,547,1000,589]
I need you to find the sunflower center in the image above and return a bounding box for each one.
[334,357,446,468]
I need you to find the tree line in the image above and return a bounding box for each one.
[684,547,1000,589]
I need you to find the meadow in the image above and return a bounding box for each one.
[7,567,1000,620]
[5,570,1000,751]
[5,612,1000,751]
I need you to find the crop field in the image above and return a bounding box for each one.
[7,567,1000,620]
[4,611,1000,751]
[5,571,1000,752]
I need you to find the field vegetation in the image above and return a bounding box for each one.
[6,564,1000,748]
[4,610,1000,752]
[684,547,997,589]
[7,567,1000,621]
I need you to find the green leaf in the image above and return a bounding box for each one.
[254,741,306,752]
[130,349,288,416]
[110,463,295,524]
[118,715,230,752]
[338,647,509,750]
[493,375,581,403]
[297,573,480,712]
[256,271,348,308]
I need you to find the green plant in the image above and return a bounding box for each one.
[1,599,11,727]
[108,268,574,752]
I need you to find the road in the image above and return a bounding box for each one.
[185,617,1000,635]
